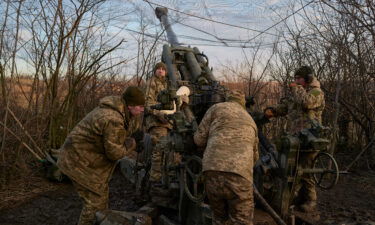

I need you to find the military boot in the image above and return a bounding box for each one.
[299,200,317,212]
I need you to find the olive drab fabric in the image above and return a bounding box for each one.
[144,72,172,182]
[294,152,318,202]
[57,96,139,195]
[225,90,246,108]
[194,97,258,225]
[144,75,173,131]
[193,101,259,182]
[148,126,169,182]
[73,181,109,225]
[122,86,145,106]
[204,171,254,225]
[153,62,167,74]
[270,77,325,134]
[267,76,325,207]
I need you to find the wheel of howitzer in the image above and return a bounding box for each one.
[183,155,205,203]
[312,152,339,189]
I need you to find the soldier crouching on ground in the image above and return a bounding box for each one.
[264,65,325,212]
[143,62,173,191]
[194,90,259,225]
[57,86,145,225]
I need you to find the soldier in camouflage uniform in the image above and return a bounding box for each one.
[57,86,145,225]
[144,62,173,185]
[264,65,325,212]
[194,90,259,225]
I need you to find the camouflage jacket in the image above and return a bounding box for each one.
[144,75,172,131]
[194,101,259,182]
[271,77,325,134]
[57,96,139,195]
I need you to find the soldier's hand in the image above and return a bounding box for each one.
[264,108,275,119]
[124,137,136,152]
[177,95,189,107]
[289,82,298,88]
[180,95,189,105]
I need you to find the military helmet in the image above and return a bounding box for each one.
[294,65,314,83]
[153,62,167,74]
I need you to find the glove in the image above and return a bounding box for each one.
[289,82,297,88]
[178,95,189,107]
[264,108,275,119]
[124,137,136,152]
[180,95,189,105]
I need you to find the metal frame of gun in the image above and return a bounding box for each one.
[247,94,339,222]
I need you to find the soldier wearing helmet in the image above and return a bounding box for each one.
[264,65,325,212]
[194,90,259,225]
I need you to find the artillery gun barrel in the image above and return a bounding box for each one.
[193,47,216,81]
[155,7,217,83]
[156,7,180,88]
[162,44,178,88]
[155,7,179,46]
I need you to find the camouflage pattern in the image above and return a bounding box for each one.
[294,151,318,202]
[271,77,325,134]
[144,75,173,131]
[148,126,169,182]
[57,96,141,225]
[226,90,246,108]
[194,101,259,182]
[204,171,254,225]
[144,74,173,182]
[73,181,109,225]
[57,96,139,195]
[268,76,325,204]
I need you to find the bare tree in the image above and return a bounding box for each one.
[0,0,142,186]
[269,0,375,168]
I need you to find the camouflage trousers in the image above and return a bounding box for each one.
[73,181,109,225]
[295,151,318,202]
[204,171,254,225]
[149,126,169,182]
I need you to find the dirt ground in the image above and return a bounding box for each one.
[0,162,375,225]
[0,167,143,225]
[316,169,375,224]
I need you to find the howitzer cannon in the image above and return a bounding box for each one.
[249,99,339,223]
[113,7,228,225]
[95,7,338,225]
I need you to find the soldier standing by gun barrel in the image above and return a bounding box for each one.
[57,86,145,225]
[194,90,259,225]
[144,62,173,191]
[264,65,325,212]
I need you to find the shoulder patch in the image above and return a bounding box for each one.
[310,89,322,97]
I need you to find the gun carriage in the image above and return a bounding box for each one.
[95,7,340,225]
[253,114,339,223]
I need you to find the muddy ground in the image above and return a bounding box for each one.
[0,159,375,225]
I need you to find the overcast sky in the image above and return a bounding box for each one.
[120,0,307,68]
[8,0,313,76]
